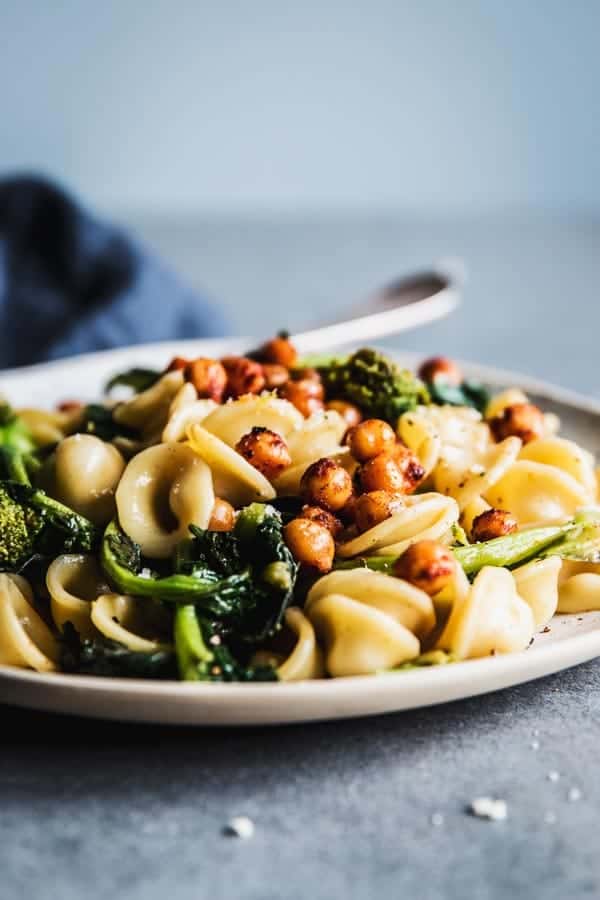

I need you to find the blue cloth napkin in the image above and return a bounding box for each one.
[0,175,229,368]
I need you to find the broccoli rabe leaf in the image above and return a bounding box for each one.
[174,605,277,682]
[79,404,139,442]
[317,348,429,425]
[60,622,177,679]
[105,368,162,395]
[428,379,490,414]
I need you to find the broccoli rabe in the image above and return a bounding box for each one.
[0,451,98,571]
[174,605,277,682]
[102,503,298,642]
[105,368,162,395]
[316,348,429,425]
[60,622,177,679]
[0,403,36,455]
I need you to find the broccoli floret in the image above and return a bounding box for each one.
[0,486,44,569]
[317,348,429,425]
[0,458,98,571]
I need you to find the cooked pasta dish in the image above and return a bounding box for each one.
[1,337,599,682]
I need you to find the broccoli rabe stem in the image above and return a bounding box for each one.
[174,605,214,681]
[334,521,581,577]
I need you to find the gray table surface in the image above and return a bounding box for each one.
[3,216,600,900]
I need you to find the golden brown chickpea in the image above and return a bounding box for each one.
[235,427,292,480]
[281,378,324,417]
[222,356,266,398]
[56,400,83,413]
[354,490,406,533]
[346,419,396,463]
[300,458,354,512]
[300,504,343,539]
[418,356,462,386]
[338,493,358,526]
[489,402,544,445]
[185,357,228,402]
[208,497,236,532]
[259,335,298,369]
[283,518,335,573]
[471,508,518,543]
[166,356,190,372]
[262,363,290,390]
[393,540,455,595]
[326,400,362,429]
[358,445,425,495]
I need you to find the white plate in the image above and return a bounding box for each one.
[1,341,600,726]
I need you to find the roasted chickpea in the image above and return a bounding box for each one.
[471,508,518,543]
[283,518,335,573]
[222,356,266,398]
[300,457,354,512]
[235,427,292,480]
[346,419,396,462]
[185,357,228,402]
[259,335,298,368]
[354,490,405,533]
[300,504,343,539]
[326,400,362,429]
[358,445,425,495]
[56,400,83,413]
[418,356,462,386]
[489,402,544,445]
[166,356,190,372]
[262,363,289,390]
[393,540,455,595]
[281,378,324,417]
[208,497,236,532]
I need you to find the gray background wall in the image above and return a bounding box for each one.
[1,0,599,217]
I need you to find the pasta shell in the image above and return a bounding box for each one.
[46,554,111,638]
[0,574,59,672]
[512,556,561,628]
[187,424,275,507]
[306,569,435,640]
[437,566,534,659]
[519,437,596,499]
[485,461,590,526]
[114,370,184,440]
[162,383,216,443]
[398,407,442,477]
[336,493,459,558]
[202,394,303,447]
[40,434,125,526]
[91,594,171,653]
[276,607,325,681]
[116,442,215,558]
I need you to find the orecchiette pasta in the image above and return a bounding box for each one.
[114,370,184,441]
[0,575,59,672]
[275,607,325,681]
[91,593,170,653]
[336,493,459,558]
[116,442,214,558]
[186,424,275,506]
[557,560,600,613]
[307,593,421,676]
[519,437,597,499]
[306,569,435,640]
[202,394,304,447]
[46,554,112,638]
[437,566,535,659]
[512,556,561,628]
[161,382,217,443]
[42,434,125,525]
[485,461,590,526]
